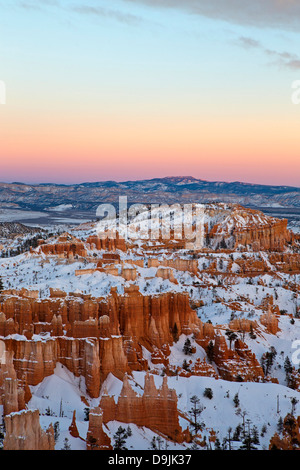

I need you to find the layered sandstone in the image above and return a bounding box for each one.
[229,318,257,334]
[3,337,105,398]
[260,311,280,335]
[87,234,126,252]
[3,409,55,450]
[0,350,21,416]
[213,333,264,382]
[0,287,220,396]
[86,407,112,450]
[207,205,292,252]
[148,258,198,275]
[269,414,300,450]
[100,287,202,349]
[233,217,292,252]
[100,374,183,442]
[38,233,87,259]
[156,268,178,284]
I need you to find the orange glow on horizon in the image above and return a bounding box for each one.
[1,106,300,186]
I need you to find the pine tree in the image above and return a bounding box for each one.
[59,399,64,417]
[150,436,165,450]
[262,346,277,375]
[0,276,3,293]
[205,233,210,248]
[214,438,222,450]
[233,424,242,441]
[189,396,204,434]
[183,338,193,355]
[113,426,128,450]
[261,424,267,437]
[0,421,4,450]
[206,340,215,363]
[53,422,60,442]
[149,437,157,450]
[156,436,163,450]
[239,423,258,450]
[225,427,233,450]
[233,393,240,408]
[277,416,284,434]
[62,438,71,450]
[225,330,238,349]
[221,437,228,450]
[284,357,294,387]
[203,388,213,399]
[239,434,257,451]
[251,426,260,445]
[284,357,293,375]
[285,414,297,434]
[84,407,90,421]
[291,397,299,416]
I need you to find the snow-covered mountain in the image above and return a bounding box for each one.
[1,202,300,450]
[1,177,300,214]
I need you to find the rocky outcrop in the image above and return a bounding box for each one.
[5,338,58,387]
[1,331,131,398]
[100,374,183,442]
[3,409,55,450]
[0,287,202,343]
[260,307,280,335]
[87,234,126,252]
[99,336,130,383]
[213,333,264,382]
[86,407,112,450]
[156,268,178,284]
[148,258,198,275]
[121,267,137,281]
[267,253,300,273]
[229,318,257,334]
[0,287,219,396]
[233,217,292,252]
[100,287,202,349]
[38,233,87,259]
[69,410,80,439]
[175,357,218,378]
[207,205,292,252]
[0,350,21,416]
[269,414,300,450]
[0,284,272,400]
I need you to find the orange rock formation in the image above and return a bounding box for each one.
[3,409,55,450]
[86,407,112,450]
[100,374,183,442]
[269,414,300,450]
[213,333,264,382]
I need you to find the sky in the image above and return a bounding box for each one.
[0,0,300,186]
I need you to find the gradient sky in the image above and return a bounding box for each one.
[0,0,300,185]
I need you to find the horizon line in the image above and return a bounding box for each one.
[0,176,299,189]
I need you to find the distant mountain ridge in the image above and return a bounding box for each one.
[0,222,43,238]
[0,177,300,212]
